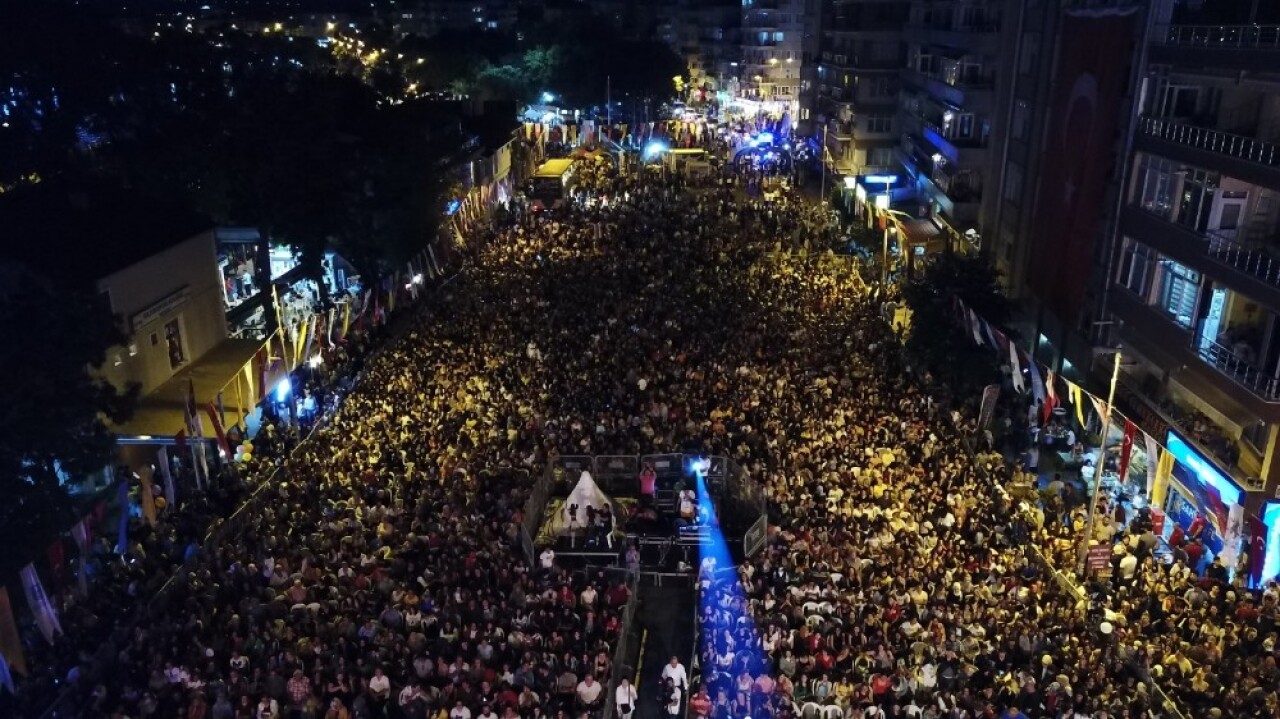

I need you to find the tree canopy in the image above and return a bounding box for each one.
[900,252,1014,393]
[0,271,138,566]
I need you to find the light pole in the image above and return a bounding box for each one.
[819,124,828,204]
[1076,349,1124,577]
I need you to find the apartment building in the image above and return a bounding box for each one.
[1106,0,1280,526]
[740,0,809,118]
[814,0,908,176]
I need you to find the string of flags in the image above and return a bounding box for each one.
[952,295,1173,496]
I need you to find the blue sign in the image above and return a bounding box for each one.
[864,174,899,185]
[1166,432,1242,505]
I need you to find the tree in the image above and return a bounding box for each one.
[0,270,138,565]
[900,252,1013,393]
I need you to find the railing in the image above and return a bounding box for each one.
[1161,24,1280,49]
[1196,336,1280,401]
[1204,229,1280,288]
[601,571,641,719]
[1138,116,1280,167]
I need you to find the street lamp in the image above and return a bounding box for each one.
[1076,349,1124,577]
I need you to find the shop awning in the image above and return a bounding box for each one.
[898,217,944,245]
[111,338,265,438]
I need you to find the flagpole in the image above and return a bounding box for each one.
[1077,350,1123,577]
[819,124,827,205]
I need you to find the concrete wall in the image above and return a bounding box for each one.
[98,230,227,397]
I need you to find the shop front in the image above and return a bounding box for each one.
[1160,431,1246,572]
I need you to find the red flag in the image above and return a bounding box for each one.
[1117,419,1137,484]
[205,402,232,458]
[1028,10,1138,323]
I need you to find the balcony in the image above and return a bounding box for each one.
[903,18,1001,51]
[1120,205,1280,309]
[1150,25,1280,71]
[1111,290,1280,416]
[1135,116,1280,192]
[900,68,994,110]
[1198,337,1280,401]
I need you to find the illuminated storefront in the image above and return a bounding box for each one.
[1162,431,1245,570]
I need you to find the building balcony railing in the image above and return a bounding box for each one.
[1161,24,1280,49]
[1197,336,1280,401]
[1138,116,1280,168]
[1204,229,1280,288]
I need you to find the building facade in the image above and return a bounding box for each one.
[1105,0,1280,520]
[815,0,908,176]
[740,0,809,118]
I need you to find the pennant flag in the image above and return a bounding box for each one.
[326,307,336,348]
[0,650,14,694]
[1144,432,1160,497]
[0,587,26,677]
[20,564,63,643]
[1028,359,1047,417]
[293,316,309,369]
[1067,380,1086,428]
[1008,340,1026,393]
[1044,369,1061,425]
[341,300,352,340]
[185,379,208,490]
[982,319,999,352]
[967,308,984,346]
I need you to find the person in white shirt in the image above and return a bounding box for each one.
[1119,551,1139,581]
[661,657,687,691]
[450,700,473,719]
[576,674,604,708]
[540,548,556,570]
[369,668,392,700]
[615,678,638,719]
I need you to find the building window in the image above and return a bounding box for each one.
[166,317,187,370]
[1012,101,1029,140]
[868,147,896,167]
[1117,237,1157,297]
[1002,163,1023,203]
[866,116,892,133]
[868,76,893,97]
[1156,259,1201,329]
[773,31,784,42]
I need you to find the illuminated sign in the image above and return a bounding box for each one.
[1165,432,1242,505]
[864,174,899,185]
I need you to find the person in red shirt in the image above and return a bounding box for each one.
[689,688,712,717]
[639,464,657,499]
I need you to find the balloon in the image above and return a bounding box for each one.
[236,444,248,455]
[243,442,253,453]
[241,452,252,462]
[234,453,244,463]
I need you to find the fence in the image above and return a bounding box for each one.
[36,274,453,719]
[601,571,641,719]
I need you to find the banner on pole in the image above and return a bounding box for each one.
[977,384,1000,430]
[19,564,63,643]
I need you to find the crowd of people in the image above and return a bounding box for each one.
[16,149,1280,719]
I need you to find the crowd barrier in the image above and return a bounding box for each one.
[601,570,641,719]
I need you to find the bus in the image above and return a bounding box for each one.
[530,158,577,206]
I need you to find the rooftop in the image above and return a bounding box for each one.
[0,181,212,286]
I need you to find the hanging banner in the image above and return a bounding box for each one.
[0,587,26,677]
[1027,358,1047,415]
[1043,369,1060,425]
[1028,8,1138,324]
[138,465,157,527]
[70,518,91,596]
[158,447,176,508]
[19,564,63,644]
[977,384,1000,430]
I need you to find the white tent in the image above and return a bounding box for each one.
[549,470,618,536]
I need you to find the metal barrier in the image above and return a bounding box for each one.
[601,571,641,719]
[521,463,557,567]
[594,455,642,495]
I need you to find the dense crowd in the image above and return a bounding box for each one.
[18,152,1280,719]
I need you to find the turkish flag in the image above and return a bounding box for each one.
[1028,9,1138,323]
